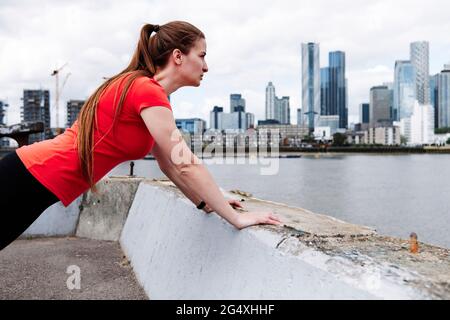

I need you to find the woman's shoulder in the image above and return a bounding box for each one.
[133,76,163,91]
[132,76,168,98]
[130,75,171,111]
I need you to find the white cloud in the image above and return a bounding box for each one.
[0,0,449,127]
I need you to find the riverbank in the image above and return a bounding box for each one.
[283,146,450,153]
[3,146,450,160]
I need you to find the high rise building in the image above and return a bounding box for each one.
[230,94,245,113]
[430,74,439,129]
[210,106,223,130]
[220,112,247,130]
[393,60,416,121]
[0,100,8,125]
[209,95,254,131]
[328,51,347,129]
[21,89,51,143]
[66,100,85,127]
[276,96,290,125]
[302,42,320,131]
[296,108,302,126]
[410,41,430,104]
[265,82,276,120]
[320,67,330,116]
[370,86,392,127]
[438,65,450,128]
[175,118,206,135]
[0,100,9,147]
[319,51,347,129]
[233,105,246,129]
[400,101,434,145]
[359,103,370,124]
[246,113,255,129]
[265,82,290,124]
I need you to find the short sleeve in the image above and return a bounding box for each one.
[132,78,172,114]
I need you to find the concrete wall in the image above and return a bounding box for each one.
[19,176,450,299]
[21,197,82,238]
[120,182,372,299]
[76,176,144,241]
[120,180,449,300]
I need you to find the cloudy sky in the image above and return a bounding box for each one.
[0,0,449,127]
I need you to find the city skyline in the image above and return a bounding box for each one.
[0,0,449,128]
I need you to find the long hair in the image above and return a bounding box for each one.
[76,21,205,192]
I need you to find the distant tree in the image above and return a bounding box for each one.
[435,127,450,134]
[400,135,408,145]
[302,135,315,143]
[446,137,450,145]
[332,133,347,146]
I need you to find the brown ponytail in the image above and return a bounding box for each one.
[76,21,204,192]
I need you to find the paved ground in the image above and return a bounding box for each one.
[0,237,148,300]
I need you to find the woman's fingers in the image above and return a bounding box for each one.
[266,213,282,225]
[229,200,243,208]
[203,205,213,214]
[270,214,282,222]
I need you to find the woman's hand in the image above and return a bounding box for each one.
[233,211,283,230]
[200,199,283,229]
[202,199,243,214]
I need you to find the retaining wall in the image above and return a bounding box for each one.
[20,176,450,299]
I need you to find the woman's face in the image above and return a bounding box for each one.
[180,38,208,87]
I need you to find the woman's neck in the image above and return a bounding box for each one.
[153,68,182,96]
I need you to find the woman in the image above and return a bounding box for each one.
[0,21,282,251]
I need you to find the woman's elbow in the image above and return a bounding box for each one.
[177,163,198,178]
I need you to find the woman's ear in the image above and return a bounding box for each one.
[172,49,183,65]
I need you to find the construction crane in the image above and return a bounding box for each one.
[51,63,71,133]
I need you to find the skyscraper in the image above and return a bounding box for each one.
[233,105,246,129]
[320,52,347,129]
[246,113,255,129]
[230,94,245,113]
[265,82,276,120]
[403,101,434,145]
[438,65,450,128]
[328,51,347,129]
[430,74,439,129]
[66,100,85,127]
[210,106,223,130]
[21,89,51,143]
[410,41,430,104]
[276,96,290,125]
[0,100,8,125]
[265,82,290,124]
[320,67,329,116]
[297,108,302,126]
[359,103,370,124]
[301,42,320,131]
[0,100,9,147]
[370,86,392,127]
[393,60,416,121]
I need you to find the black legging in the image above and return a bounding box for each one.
[0,151,59,251]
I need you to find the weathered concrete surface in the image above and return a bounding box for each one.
[0,237,147,300]
[121,179,450,300]
[76,176,144,241]
[21,197,82,238]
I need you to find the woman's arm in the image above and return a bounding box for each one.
[152,143,242,213]
[151,142,202,206]
[141,107,282,229]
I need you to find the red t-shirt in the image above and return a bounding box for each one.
[16,75,171,206]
